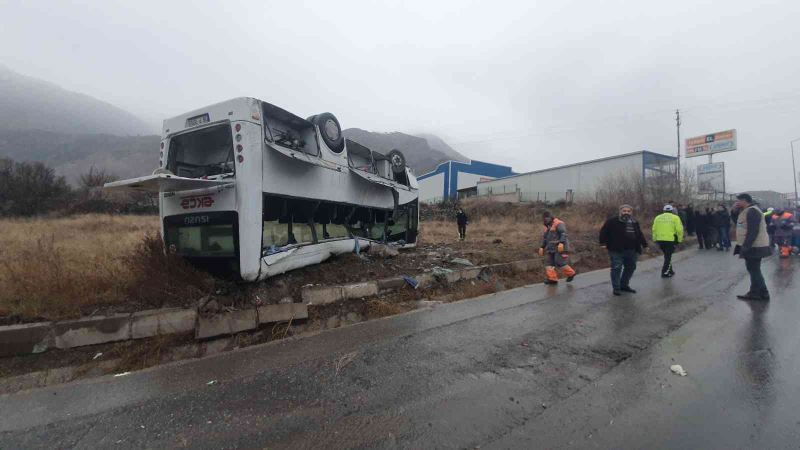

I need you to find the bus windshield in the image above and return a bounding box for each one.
[168,124,234,178]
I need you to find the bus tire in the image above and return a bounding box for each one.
[387,149,406,174]
[313,112,345,154]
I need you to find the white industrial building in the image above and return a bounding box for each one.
[477,151,677,203]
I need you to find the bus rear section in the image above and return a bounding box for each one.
[159,103,264,281]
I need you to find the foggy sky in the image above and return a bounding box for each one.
[2,0,800,193]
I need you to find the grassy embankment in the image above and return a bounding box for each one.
[0,214,211,321]
[0,202,671,322]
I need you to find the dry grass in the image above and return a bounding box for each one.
[0,202,655,322]
[0,214,213,321]
[420,206,611,247]
[365,299,409,318]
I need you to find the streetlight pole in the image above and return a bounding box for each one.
[792,138,800,209]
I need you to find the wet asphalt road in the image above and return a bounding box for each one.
[1,249,799,449]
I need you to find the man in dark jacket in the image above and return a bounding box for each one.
[686,204,696,236]
[694,210,707,249]
[599,204,648,296]
[733,193,772,301]
[705,207,719,248]
[715,204,732,251]
[456,208,468,241]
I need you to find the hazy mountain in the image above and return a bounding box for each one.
[343,128,468,174]
[0,65,154,136]
[0,130,158,184]
[414,133,468,163]
[0,66,466,182]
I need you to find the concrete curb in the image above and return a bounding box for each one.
[0,303,307,357]
[300,257,545,306]
[0,258,554,356]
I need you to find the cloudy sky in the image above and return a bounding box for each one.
[2,0,800,193]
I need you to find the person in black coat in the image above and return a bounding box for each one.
[686,203,696,236]
[695,210,708,249]
[599,204,648,295]
[714,204,732,251]
[455,208,468,241]
[705,207,719,248]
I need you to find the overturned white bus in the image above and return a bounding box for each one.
[105,97,419,281]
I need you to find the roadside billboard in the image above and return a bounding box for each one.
[697,162,725,194]
[685,129,737,158]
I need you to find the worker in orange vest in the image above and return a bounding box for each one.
[538,211,577,284]
[772,209,796,258]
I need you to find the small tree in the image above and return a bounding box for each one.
[0,158,72,217]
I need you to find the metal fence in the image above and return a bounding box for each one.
[423,190,576,205]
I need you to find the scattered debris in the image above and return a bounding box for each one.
[478,269,492,283]
[450,257,474,266]
[401,275,419,289]
[114,372,131,377]
[207,380,217,386]
[92,352,103,360]
[431,266,454,280]
[326,315,341,329]
[670,364,687,376]
[197,296,220,314]
[334,351,358,375]
[344,312,363,324]
[371,244,400,258]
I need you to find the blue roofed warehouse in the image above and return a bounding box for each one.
[417,160,515,203]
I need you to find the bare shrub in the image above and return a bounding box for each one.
[122,232,214,308]
[0,158,71,217]
[0,214,212,321]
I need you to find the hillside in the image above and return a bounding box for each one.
[415,133,468,163]
[0,66,466,181]
[0,130,158,183]
[0,66,153,136]
[344,128,468,174]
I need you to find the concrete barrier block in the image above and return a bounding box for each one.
[195,309,257,340]
[131,308,197,339]
[460,267,483,280]
[54,314,131,349]
[377,276,406,291]
[302,286,344,305]
[257,303,308,324]
[0,322,54,357]
[416,273,435,288]
[342,282,378,299]
[445,271,462,283]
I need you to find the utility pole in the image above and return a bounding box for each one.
[791,138,800,209]
[675,109,681,190]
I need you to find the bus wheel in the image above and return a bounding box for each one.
[387,149,406,173]
[313,112,345,154]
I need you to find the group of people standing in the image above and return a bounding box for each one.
[674,203,733,251]
[453,194,790,301]
[595,195,776,300]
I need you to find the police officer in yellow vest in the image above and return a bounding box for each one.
[652,204,684,278]
[733,193,772,301]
